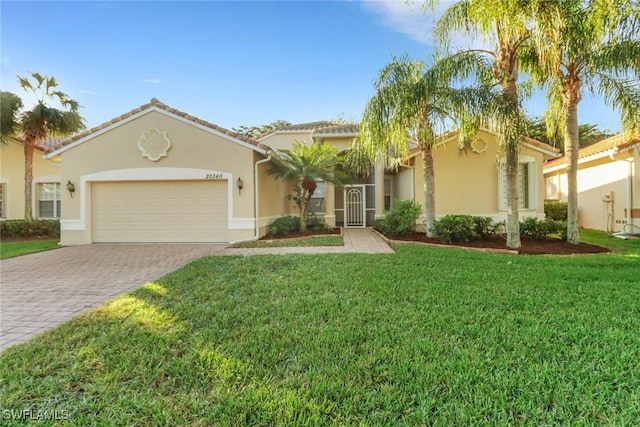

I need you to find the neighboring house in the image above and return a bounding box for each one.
[260,124,560,230]
[544,130,640,233]
[38,98,560,245]
[0,138,63,220]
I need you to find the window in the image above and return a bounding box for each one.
[499,161,535,210]
[384,178,393,211]
[0,183,5,218]
[309,181,326,215]
[38,183,61,218]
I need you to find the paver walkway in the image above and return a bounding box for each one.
[223,227,394,255]
[0,228,392,352]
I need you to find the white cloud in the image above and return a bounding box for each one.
[361,0,489,51]
[361,0,436,45]
[142,78,161,84]
[78,89,105,96]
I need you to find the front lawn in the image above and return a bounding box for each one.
[0,239,60,259]
[1,242,639,424]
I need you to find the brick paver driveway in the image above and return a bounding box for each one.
[0,244,226,352]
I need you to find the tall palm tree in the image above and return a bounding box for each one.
[0,91,23,146]
[268,141,348,231]
[348,55,490,237]
[432,0,558,249]
[522,0,640,244]
[16,72,85,220]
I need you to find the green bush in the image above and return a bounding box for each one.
[375,200,422,235]
[473,216,502,239]
[266,216,300,237]
[306,213,333,232]
[545,201,568,221]
[1,219,60,238]
[432,214,478,244]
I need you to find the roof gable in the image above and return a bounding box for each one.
[45,99,268,158]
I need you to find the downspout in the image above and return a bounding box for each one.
[229,152,272,244]
[609,150,633,229]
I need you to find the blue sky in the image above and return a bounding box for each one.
[1,0,624,133]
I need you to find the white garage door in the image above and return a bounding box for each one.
[92,180,228,243]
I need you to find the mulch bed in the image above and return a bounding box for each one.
[383,233,610,255]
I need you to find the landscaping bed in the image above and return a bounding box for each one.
[380,232,611,255]
[259,227,341,241]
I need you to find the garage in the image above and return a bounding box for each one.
[92,180,228,243]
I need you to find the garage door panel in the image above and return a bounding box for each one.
[92,181,228,243]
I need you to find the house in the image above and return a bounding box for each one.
[260,124,560,230]
[544,130,640,233]
[0,138,63,220]
[39,98,559,245]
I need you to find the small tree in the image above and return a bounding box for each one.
[268,141,348,231]
[15,72,85,220]
[0,91,23,146]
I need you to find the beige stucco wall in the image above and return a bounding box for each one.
[57,110,263,244]
[256,155,297,235]
[0,140,62,220]
[411,131,547,221]
[258,131,313,151]
[544,150,639,232]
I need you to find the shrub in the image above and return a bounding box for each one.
[266,216,300,237]
[432,214,478,244]
[473,216,502,239]
[545,201,568,221]
[1,219,60,238]
[375,200,422,235]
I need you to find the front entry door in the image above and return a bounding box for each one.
[344,185,366,227]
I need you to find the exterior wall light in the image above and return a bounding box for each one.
[236,177,243,195]
[66,180,76,198]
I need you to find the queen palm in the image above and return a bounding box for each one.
[15,72,85,219]
[432,0,558,249]
[522,0,640,244]
[348,55,492,237]
[268,141,348,231]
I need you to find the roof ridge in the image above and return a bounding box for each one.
[47,98,266,153]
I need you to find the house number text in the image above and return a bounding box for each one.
[205,173,223,180]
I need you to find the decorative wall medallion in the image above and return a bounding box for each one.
[471,138,488,154]
[137,128,171,161]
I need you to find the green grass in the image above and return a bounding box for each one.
[232,235,343,248]
[1,234,639,425]
[0,239,60,259]
[580,228,640,253]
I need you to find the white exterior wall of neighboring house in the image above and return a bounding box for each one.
[544,134,640,233]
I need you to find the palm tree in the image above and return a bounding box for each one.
[16,72,85,220]
[348,55,490,237]
[432,0,557,249]
[0,91,23,146]
[522,0,640,244]
[268,141,348,231]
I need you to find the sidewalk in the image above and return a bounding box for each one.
[223,227,395,255]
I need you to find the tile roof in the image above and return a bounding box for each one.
[258,121,359,139]
[544,129,640,170]
[47,98,267,153]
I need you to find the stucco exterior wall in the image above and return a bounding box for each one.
[412,131,547,221]
[57,110,261,244]
[258,132,313,151]
[0,140,62,220]
[256,156,297,235]
[544,150,639,232]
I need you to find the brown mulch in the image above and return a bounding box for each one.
[383,233,611,255]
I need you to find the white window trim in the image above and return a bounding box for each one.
[497,156,537,211]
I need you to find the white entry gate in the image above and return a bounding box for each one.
[344,185,366,227]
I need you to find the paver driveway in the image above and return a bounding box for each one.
[0,244,226,352]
